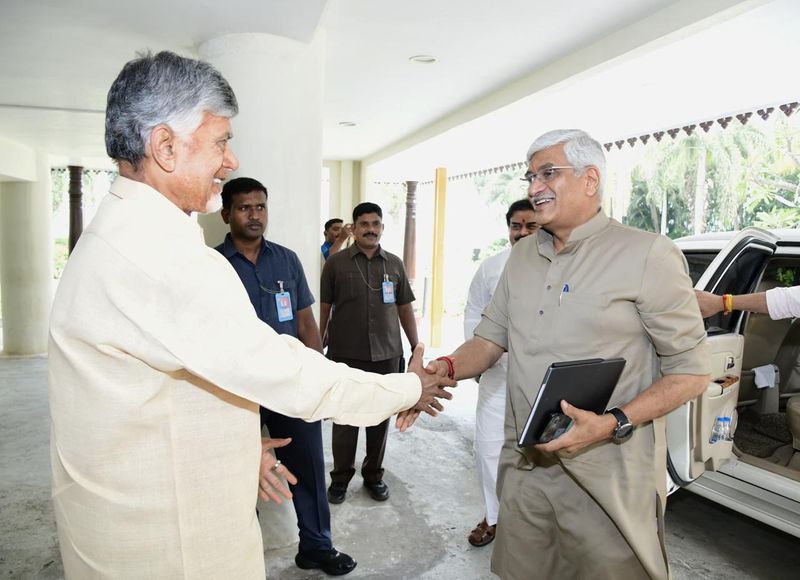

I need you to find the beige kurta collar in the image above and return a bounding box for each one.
[536,209,609,259]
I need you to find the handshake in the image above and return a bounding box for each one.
[396,343,458,432]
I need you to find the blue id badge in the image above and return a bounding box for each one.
[275,292,293,322]
[381,280,395,304]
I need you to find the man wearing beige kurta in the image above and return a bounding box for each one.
[402,129,710,579]
[49,51,453,579]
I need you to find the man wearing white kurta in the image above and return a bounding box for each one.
[48,51,453,579]
[463,199,537,547]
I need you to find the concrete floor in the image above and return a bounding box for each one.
[2,355,800,579]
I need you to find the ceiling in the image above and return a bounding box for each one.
[0,0,795,176]
[372,0,800,179]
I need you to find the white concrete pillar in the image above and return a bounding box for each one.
[197,31,327,550]
[0,155,53,354]
[197,32,325,289]
[322,159,362,224]
[338,160,361,219]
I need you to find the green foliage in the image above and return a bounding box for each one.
[50,168,118,278]
[622,165,692,238]
[472,172,527,257]
[473,238,508,262]
[54,238,69,279]
[376,182,406,223]
[621,119,800,238]
[52,170,66,214]
[51,168,119,215]
[473,172,528,208]
[753,207,800,229]
[621,170,657,232]
[776,267,796,287]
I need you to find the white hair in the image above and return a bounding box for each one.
[526,129,606,198]
[105,51,238,169]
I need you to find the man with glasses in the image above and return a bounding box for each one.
[402,130,710,579]
[216,177,356,576]
[320,202,418,505]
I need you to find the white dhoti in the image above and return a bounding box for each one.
[474,360,507,525]
[464,248,512,526]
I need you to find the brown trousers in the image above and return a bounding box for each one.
[328,356,402,485]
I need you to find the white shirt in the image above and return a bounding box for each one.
[49,177,420,579]
[464,248,510,390]
[767,285,800,320]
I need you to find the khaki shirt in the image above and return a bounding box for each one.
[49,177,421,579]
[321,244,414,362]
[475,211,709,578]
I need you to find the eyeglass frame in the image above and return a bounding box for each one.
[520,165,576,185]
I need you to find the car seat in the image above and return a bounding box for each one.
[739,313,791,408]
[788,395,800,451]
[775,319,800,405]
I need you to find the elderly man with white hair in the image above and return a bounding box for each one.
[404,129,710,579]
[48,51,454,579]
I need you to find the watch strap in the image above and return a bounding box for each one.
[606,406,634,442]
[607,407,629,427]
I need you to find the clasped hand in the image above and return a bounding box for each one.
[396,346,456,432]
[258,437,298,503]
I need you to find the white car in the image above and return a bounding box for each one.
[667,227,800,538]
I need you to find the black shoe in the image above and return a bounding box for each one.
[295,548,357,576]
[363,480,390,501]
[327,483,347,504]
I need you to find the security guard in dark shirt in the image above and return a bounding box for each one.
[217,177,356,576]
[319,202,418,505]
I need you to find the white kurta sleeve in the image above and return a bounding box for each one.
[766,285,800,320]
[465,262,490,340]
[99,237,420,427]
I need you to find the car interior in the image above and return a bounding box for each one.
[685,249,800,483]
[735,258,800,481]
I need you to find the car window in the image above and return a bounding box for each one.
[706,247,773,335]
[684,252,718,286]
[758,259,800,291]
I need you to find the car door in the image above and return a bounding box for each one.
[667,227,778,486]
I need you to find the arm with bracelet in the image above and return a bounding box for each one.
[396,337,503,431]
[695,289,772,318]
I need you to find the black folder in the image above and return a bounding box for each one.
[517,358,626,447]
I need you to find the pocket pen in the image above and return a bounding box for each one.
[559,283,570,306]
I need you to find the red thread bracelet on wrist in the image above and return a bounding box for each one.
[435,356,455,380]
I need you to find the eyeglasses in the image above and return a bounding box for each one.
[520,165,575,185]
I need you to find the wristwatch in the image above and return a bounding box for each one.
[606,407,634,443]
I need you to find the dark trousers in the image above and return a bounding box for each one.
[328,356,403,486]
[261,407,332,552]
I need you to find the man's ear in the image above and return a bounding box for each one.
[220,207,230,224]
[583,166,601,197]
[149,124,177,172]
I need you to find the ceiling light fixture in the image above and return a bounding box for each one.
[338,121,356,127]
[409,55,437,64]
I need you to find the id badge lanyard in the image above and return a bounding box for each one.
[381,275,395,304]
[355,260,395,303]
[262,280,294,322]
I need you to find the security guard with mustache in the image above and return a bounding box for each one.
[319,202,419,505]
